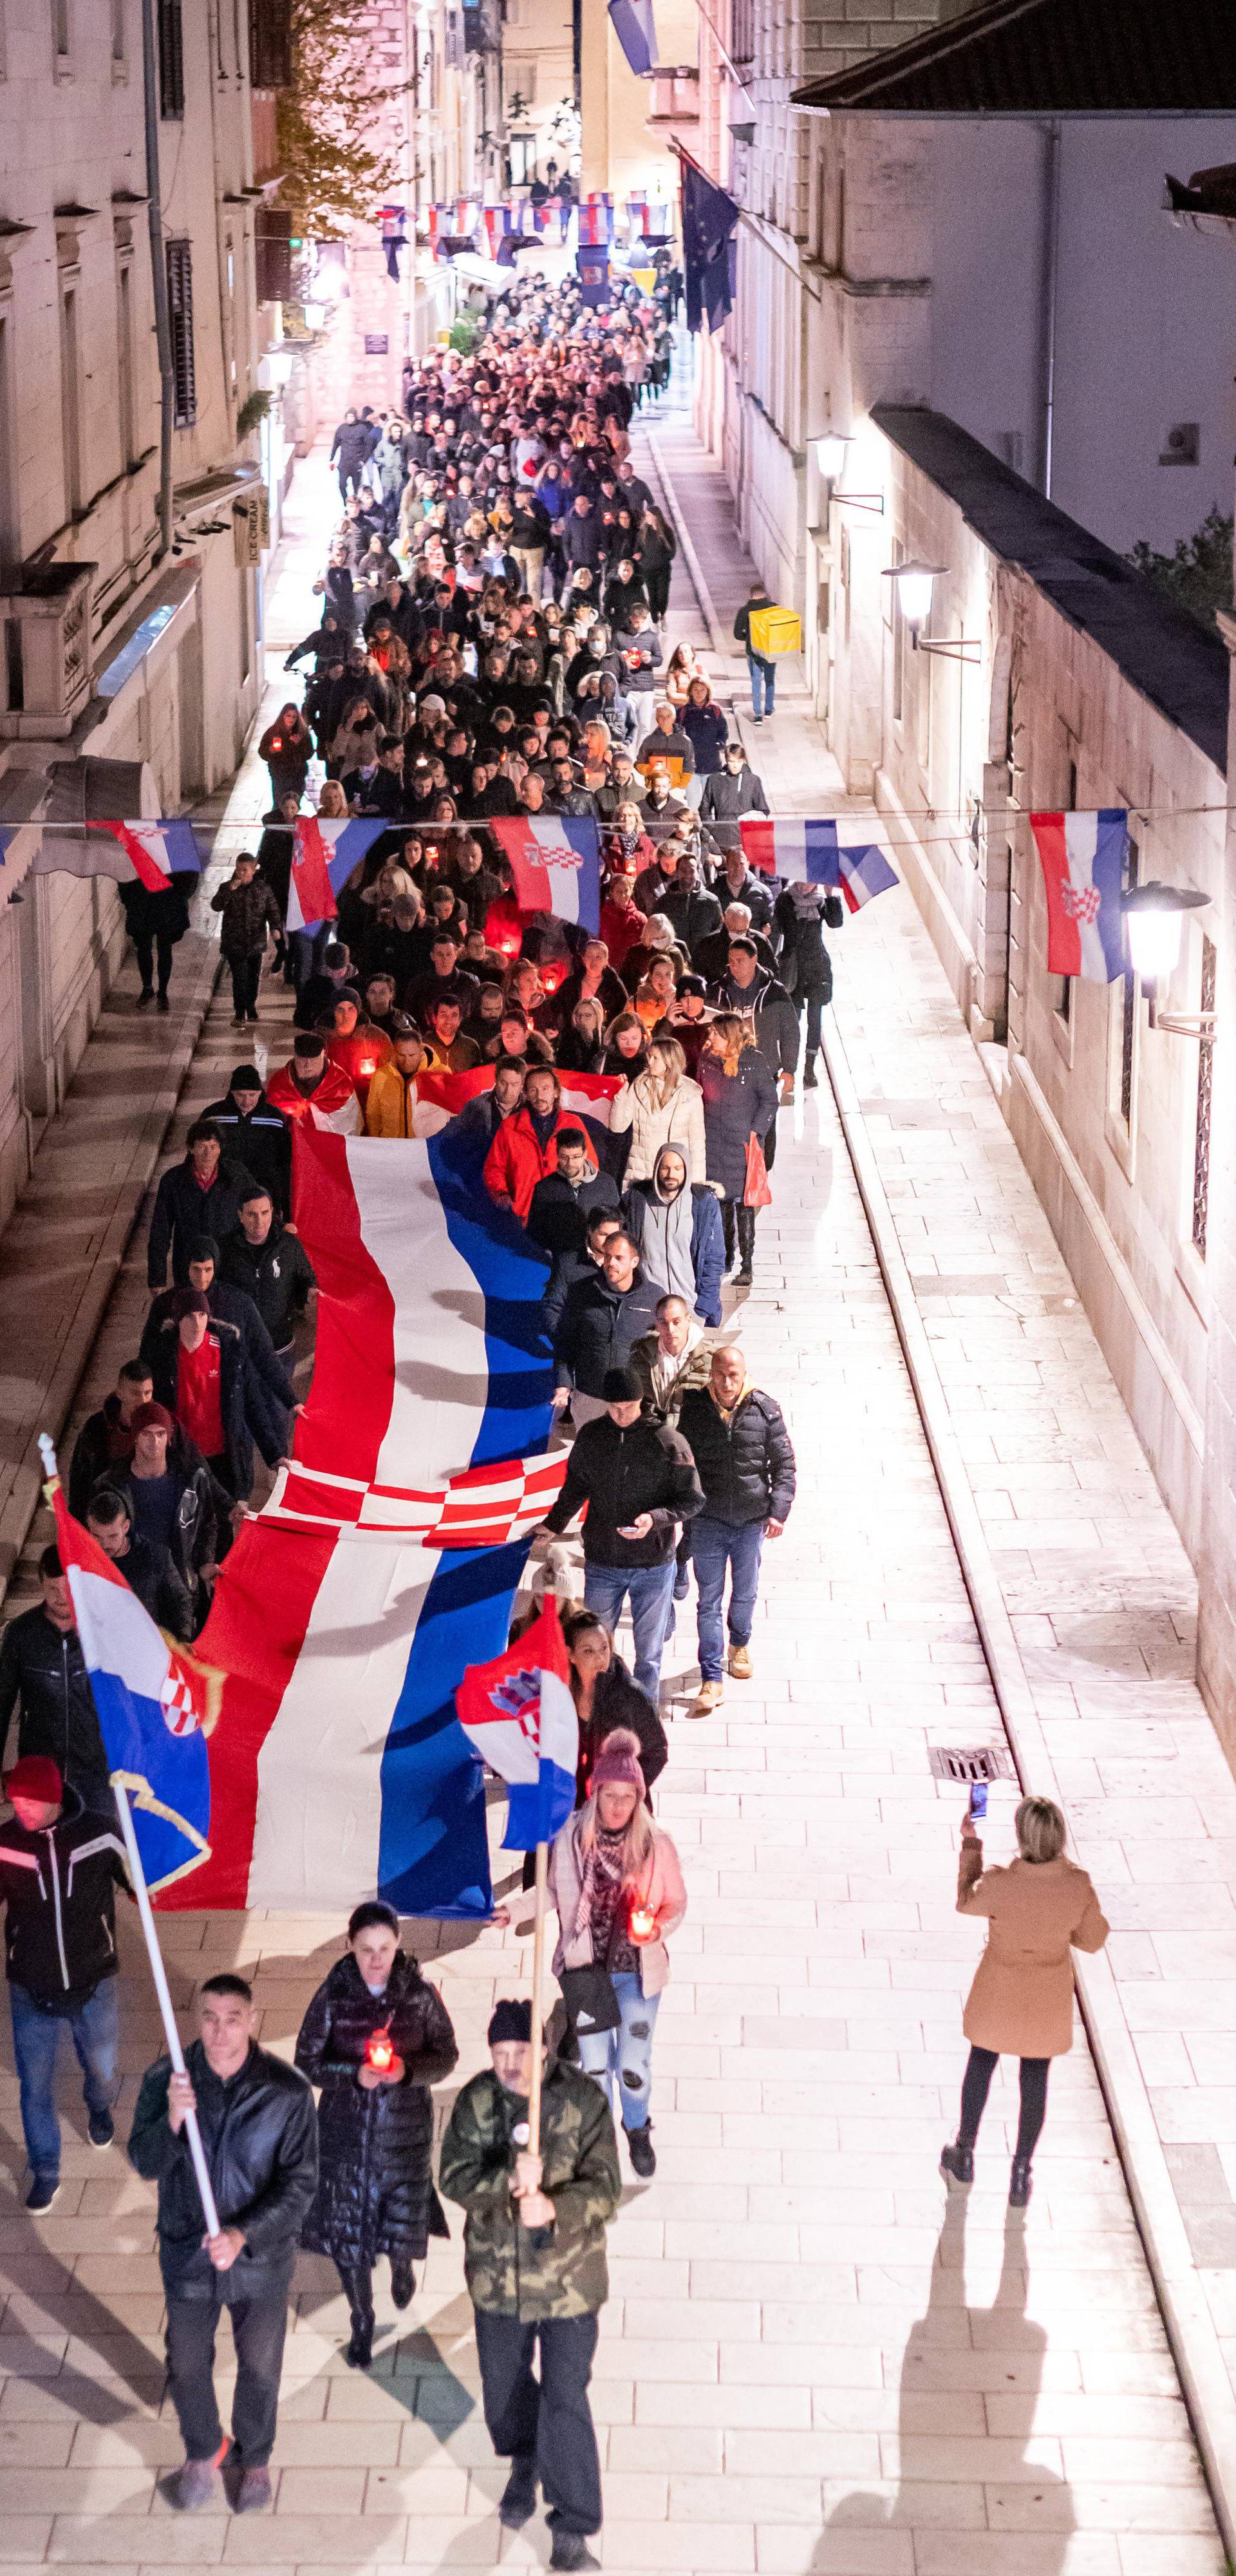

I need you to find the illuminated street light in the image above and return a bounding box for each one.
[265,348,295,389]
[1121,882,1210,1028]
[815,433,852,480]
[883,560,944,630]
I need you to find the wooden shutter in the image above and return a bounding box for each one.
[165,240,196,426]
[248,0,292,88]
[158,0,185,115]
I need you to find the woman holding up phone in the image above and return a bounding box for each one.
[941,1795,1109,2208]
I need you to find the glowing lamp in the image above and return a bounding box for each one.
[815,433,852,480]
[1120,882,1209,983]
[266,348,295,389]
[883,562,944,632]
[359,1057,377,1079]
[629,1906,655,1943]
[366,2031,394,2072]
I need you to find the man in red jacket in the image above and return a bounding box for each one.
[266,1034,362,1135]
[483,1069,580,1226]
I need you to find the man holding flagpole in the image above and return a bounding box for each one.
[449,1596,620,2568]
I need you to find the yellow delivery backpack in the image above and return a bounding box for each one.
[749,604,801,657]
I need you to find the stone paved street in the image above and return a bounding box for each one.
[0,392,1229,2573]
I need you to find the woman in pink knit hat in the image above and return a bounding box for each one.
[548,1728,686,2180]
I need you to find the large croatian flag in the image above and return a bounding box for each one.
[50,1491,214,1894]
[170,1119,557,1917]
[287,816,388,934]
[1030,810,1128,982]
[456,1596,578,1851]
[490,817,602,933]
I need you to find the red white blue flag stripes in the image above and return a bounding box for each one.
[457,1597,579,1852]
[287,815,388,934]
[491,815,602,933]
[1030,810,1128,982]
[50,1490,215,1895]
[740,817,898,907]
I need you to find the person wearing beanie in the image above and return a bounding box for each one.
[144,1291,286,1504]
[438,1990,621,2571]
[0,1752,129,2209]
[546,1727,686,2181]
[0,1544,111,1815]
[199,1066,292,1215]
[539,1363,703,1701]
[295,1901,458,2369]
[140,1234,295,1423]
[265,1032,363,1136]
[106,1406,238,1631]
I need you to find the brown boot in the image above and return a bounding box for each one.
[690,1678,724,1718]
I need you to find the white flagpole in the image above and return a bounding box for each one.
[526,1838,550,2154]
[37,1436,221,2239]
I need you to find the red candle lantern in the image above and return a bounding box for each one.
[366,2031,394,2072]
[629,1904,655,1944]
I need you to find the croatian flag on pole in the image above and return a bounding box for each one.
[490,816,602,933]
[1030,810,1128,982]
[173,1119,557,1917]
[456,1596,578,1851]
[578,198,614,247]
[286,816,388,935]
[50,1491,214,1894]
[3,817,202,888]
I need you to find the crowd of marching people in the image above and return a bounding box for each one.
[0,254,1110,2558]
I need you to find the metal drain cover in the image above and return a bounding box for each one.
[927,1745,1016,1785]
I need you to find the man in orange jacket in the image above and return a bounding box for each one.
[483,1068,580,1226]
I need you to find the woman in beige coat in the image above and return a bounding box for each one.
[607,1036,706,1183]
[941,1794,1109,2208]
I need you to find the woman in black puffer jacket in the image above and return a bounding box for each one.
[295,1900,459,2368]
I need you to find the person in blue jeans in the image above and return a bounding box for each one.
[678,1344,796,1716]
[732,581,778,723]
[0,1756,128,2210]
[549,1729,688,2179]
[540,1367,704,1703]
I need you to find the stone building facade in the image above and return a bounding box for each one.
[0,0,265,1229]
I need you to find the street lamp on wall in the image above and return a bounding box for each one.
[1121,880,1212,1031]
[880,561,982,664]
[812,433,883,513]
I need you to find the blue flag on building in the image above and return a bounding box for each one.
[680,155,740,334]
[608,0,657,75]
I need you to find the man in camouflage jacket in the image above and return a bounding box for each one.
[438,1997,621,2572]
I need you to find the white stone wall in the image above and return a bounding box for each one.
[0,1,261,1223]
[837,424,1226,1569]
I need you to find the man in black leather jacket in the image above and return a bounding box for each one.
[129,1972,317,2514]
[0,1546,110,1813]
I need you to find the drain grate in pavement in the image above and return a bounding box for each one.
[927,1744,1017,1786]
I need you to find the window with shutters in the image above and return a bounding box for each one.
[248,0,292,88]
[158,0,184,114]
[165,240,196,426]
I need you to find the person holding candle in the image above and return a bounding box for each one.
[547,1730,687,2178]
[438,1996,621,2570]
[294,1900,459,2369]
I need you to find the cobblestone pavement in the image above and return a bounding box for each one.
[0,392,1226,2572]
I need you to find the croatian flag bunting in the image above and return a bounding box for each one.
[456,1595,579,1852]
[490,815,602,933]
[838,844,899,911]
[739,818,896,905]
[50,1488,215,1894]
[286,816,387,934]
[1,817,202,887]
[1030,810,1128,982]
[173,1120,557,1917]
[578,197,615,247]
